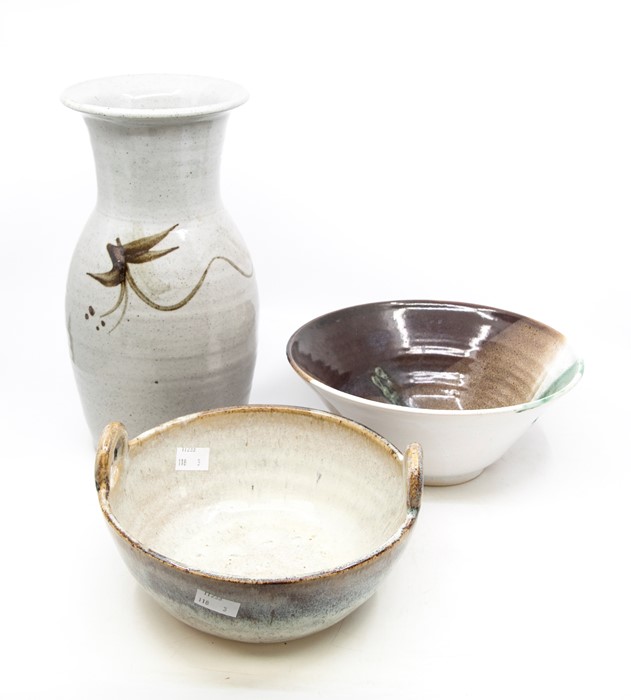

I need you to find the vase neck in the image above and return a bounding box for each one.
[85,115,229,221]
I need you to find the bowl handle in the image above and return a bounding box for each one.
[404,442,423,512]
[95,422,129,495]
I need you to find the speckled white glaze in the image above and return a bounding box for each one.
[62,75,257,443]
[95,406,422,643]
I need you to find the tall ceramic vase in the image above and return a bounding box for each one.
[62,75,258,444]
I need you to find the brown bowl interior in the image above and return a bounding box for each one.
[288,301,573,411]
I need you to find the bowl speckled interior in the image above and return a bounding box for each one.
[96,406,422,642]
[287,300,583,485]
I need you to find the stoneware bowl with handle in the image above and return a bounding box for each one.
[287,300,583,486]
[95,405,422,643]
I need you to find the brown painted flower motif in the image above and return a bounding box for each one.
[87,224,252,332]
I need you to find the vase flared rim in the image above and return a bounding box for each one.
[61,74,248,120]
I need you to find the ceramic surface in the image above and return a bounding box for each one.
[62,75,257,443]
[95,406,422,643]
[287,300,583,486]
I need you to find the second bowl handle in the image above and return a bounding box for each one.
[95,422,129,495]
[405,442,423,513]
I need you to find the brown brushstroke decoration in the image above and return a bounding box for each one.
[87,224,252,332]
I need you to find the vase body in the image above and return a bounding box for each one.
[62,75,257,443]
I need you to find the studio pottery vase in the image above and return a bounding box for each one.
[62,75,257,443]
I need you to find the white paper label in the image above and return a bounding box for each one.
[194,589,241,617]
[175,447,210,471]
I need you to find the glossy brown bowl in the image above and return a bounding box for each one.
[287,300,583,485]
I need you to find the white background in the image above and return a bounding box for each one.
[0,1,629,698]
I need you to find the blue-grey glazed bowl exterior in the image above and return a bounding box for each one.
[95,406,422,643]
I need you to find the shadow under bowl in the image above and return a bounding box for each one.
[287,300,583,486]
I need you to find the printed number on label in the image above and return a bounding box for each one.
[194,589,240,617]
[175,447,210,471]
